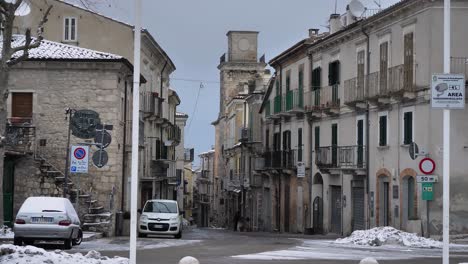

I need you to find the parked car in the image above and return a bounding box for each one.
[14,197,83,249]
[138,199,183,239]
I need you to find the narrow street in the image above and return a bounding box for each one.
[71,228,468,264]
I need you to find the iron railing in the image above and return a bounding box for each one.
[263,149,296,169]
[283,89,304,112]
[316,145,366,169]
[304,89,321,112]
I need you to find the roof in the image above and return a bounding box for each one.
[226,30,259,36]
[3,35,122,60]
[269,39,307,66]
[2,35,146,82]
[199,150,215,156]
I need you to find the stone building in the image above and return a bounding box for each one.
[2,36,137,236]
[212,31,269,229]
[15,0,179,215]
[196,150,215,227]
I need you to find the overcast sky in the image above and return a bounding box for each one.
[89,0,399,166]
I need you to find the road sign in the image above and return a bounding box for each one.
[70,145,89,173]
[92,150,108,168]
[297,162,305,177]
[94,130,112,149]
[419,157,436,174]
[409,142,419,160]
[422,182,434,201]
[431,74,465,109]
[71,110,101,139]
[417,175,439,183]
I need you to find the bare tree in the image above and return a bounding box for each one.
[0,0,52,226]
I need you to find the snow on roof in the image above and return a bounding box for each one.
[199,149,215,156]
[176,112,189,118]
[1,35,123,61]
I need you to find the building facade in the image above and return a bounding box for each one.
[196,150,215,227]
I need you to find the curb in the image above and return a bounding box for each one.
[83,232,103,242]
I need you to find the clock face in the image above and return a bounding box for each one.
[238,38,250,51]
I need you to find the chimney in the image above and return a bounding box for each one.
[329,14,342,34]
[309,28,320,37]
[345,5,357,26]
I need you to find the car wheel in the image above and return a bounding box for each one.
[13,237,22,246]
[72,230,83,246]
[174,231,182,239]
[138,232,147,238]
[63,238,73,250]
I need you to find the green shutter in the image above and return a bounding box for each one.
[379,115,387,146]
[314,126,320,150]
[298,128,303,162]
[404,112,413,144]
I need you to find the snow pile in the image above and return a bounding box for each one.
[0,245,128,264]
[0,226,13,239]
[335,227,442,248]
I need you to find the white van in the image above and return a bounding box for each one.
[138,199,182,239]
[14,197,82,249]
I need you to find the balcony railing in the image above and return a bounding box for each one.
[263,149,296,169]
[344,64,416,104]
[5,122,35,154]
[283,89,304,112]
[316,145,366,169]
[321,84,340,109]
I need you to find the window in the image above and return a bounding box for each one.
[297,128,303,162]
[275,79,280,95]
[328,60,340,85]
[64,17,77,41]
[286,71,291,91]
[403,111,413,144]
[331,124,338,166]
[379,114,388,146]
[298,66,304,90]
[314,126,320,150]
[404,32,414,89]
[357,50,365,90]
[11,92,33,123]
[379,42,389,93]
[311,67,321,90]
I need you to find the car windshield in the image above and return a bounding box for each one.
[143,201,178,214]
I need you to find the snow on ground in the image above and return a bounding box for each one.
[74,237,202,252]
[0,244,128,264]
[335,226,442,248]
[232,238,468,261]
[0,226,13,239]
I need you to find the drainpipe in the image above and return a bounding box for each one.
[159,61,168,198]
[121,80,128,212]
[278,65,283,233]
[362,26,371,230]
[307,51,314,232]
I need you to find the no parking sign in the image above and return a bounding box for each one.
[70,146,89,173]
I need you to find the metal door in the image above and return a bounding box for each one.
[352,186,365,231]
[3,157,15,227]
[383,182,389,226]
[313,196,323,234]
[284,183,290,232]
[331,186,342,234]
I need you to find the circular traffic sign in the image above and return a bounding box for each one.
[94,130,112,149]
[73,147,87,160]
[92,150,108,168]
[419,158,436,175]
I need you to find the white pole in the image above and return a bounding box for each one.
[130,0,142,263]
[443,0,450,264]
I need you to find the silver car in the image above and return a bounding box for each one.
[14,197,82,249]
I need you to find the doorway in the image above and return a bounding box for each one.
[330,185,342,234]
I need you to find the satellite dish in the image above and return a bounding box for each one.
[349,0,366,18]
[15,1,31,17]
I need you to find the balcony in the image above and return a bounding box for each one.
[344,64,417,106]
[304,85,339,116]
[263,149,296,169]
[141,92,162,119]
[315,145,366,171]
[166,124,181,145]
[282,89,304,115]
[4,121,35,154]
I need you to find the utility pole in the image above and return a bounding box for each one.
[63,108,74,197]
[130,0,142,263]
[442,0,451,263]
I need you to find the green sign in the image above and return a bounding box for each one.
[422,182,434,201]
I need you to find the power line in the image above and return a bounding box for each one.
[186,82,203,143]
[171,78,219,84]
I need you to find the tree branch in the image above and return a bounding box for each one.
[7,5,52,65]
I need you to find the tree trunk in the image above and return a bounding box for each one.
[0,67,10,226]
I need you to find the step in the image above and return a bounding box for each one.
[78,194,91,199]
[85,199,98,204]
[47,171,62,177]
[89,206,104,214]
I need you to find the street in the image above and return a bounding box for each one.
[69,228,468,264]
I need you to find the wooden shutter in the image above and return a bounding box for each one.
[380,42,388,93]
[404,33,414,90]
[379,115,387,146]
[404,112,413,144]
[314,126,320,150]
[12,93,33,120]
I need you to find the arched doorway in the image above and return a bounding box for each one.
[400,169,418,231]
[376,168,392,227]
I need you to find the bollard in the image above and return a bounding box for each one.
[179,256,200,264]
[359,257,379,264]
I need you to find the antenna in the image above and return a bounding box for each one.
[373,0,382,10]
[349,0,366,18]
[334,0,338,14]
[15,1,31,17]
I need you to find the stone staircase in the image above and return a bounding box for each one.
[34,151,113,236]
